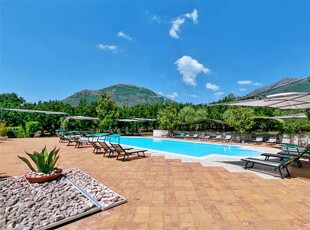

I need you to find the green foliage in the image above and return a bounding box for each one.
[18,146,60,173]
[7,126,25,138]
[178,106,196,123]
[157,104,178,130]
[0,122,7,136]
[0,93,26,107]
[282,119,310,134]
[60,117,70,131]
[1,87,310,136]
[96,93,119,131]
[306,109,310,120]
[62,84,172,107]
[223,107,255,141]
[25,121,41,137]
[195,108,209,120]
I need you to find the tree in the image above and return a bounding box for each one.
[178,106,196,123]
[96,93,118,131]
[25,121,41,137]
[223,107,255,142]
[157,104,178,130]
[282,119,310,134]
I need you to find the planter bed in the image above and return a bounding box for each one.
[0,168,126,230]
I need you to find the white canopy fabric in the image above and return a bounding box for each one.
[67,116,99,120]
[218,92,310,110]
[265,113,307,119]
[1,108,67,115]
[133,118,157,122]
[117,118,156,122]
[117,119,139,122]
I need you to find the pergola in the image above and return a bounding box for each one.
[117,118,156,122]
[265,113,307,119]
[0,108,100,121]
[67,116,99,121]
[218,92,310,110]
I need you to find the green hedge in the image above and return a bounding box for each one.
[25,121,40,137]
[7,126,26,138]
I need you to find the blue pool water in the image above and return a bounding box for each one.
[113,137,261,158]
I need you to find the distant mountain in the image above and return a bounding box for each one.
[62,84,172,106]
[246,77,310,97]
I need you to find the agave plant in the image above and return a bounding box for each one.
[18,146,60,174]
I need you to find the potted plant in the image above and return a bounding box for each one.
[18,146,62,183]
[0,122,8,140]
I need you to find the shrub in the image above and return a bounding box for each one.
[18,146,60,173]
[7,126,25,138]
[0,122,7,136]
[25,121,40,137]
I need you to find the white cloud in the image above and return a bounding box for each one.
[206,83,220,91]
[237,80,252,85]
[185,9,198,23]
[214,92,224,97]
[152,15,161,23]
[97,43,118,52]
[239,88,247,92]
[167,92,179,98]
[117,31,132,41]
[190,94,198,98]
[169,9,198,39]
[237,80,261,86]
[175,55,210,86]
[169,17,185,39]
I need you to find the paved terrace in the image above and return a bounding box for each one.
[1,137,310,229]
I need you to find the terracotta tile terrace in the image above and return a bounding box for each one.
[1,137,310,229]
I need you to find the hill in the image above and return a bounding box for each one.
[246,77,310,97]
[62,84,172,106]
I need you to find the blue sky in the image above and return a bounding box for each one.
[1,0,310,104]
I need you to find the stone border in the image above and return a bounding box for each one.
[0,168,127,229]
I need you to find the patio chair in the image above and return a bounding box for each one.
[90,140,102,154]
[110,143,148,161]
[260,145,310,167]
[212,134,222,142]
[252,136,263,144]
[241,155,297,179]
[175,132,185,138]
[280,137,291,145]
[65,134,82,146]
[190,134,199,139]
[200,135,211,141]
[224,135,232,142]
[72,136,90,148]
[97,141,115,157]
[265,136,277,145]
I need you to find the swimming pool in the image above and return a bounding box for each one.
[113,137,261,158]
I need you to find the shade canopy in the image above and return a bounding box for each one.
[67,116,99,120]
[117,118,156,122]
[265,113,307,119]
[1,108,99,121]
[217,92,310,110]
[181,118,226,125]
[1,108,67,115]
